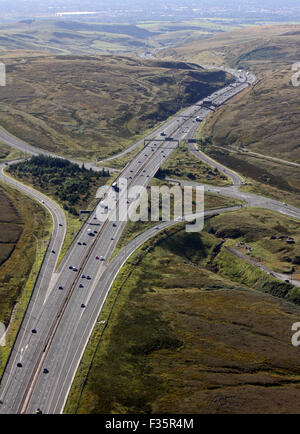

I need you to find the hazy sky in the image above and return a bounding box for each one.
[0,0,299,23]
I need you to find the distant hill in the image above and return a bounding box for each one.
[162,24,300,74]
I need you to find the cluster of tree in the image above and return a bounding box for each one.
[8,155,110,215]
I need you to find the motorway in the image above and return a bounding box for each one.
[1,66,297,414]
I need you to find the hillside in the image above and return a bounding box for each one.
[201,67,300,163]
[162,24,300,74]
[0,54,230,160]
[0,19,253,56]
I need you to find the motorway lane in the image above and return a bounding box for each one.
[27,206,242,414]
[0,68,257,413]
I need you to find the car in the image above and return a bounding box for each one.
[58,286,63,290]
[51,250,55,254]
[100,256,105,261]
[73,268,78,272]
[81,274,86,279]
[77,242,82,245]
[111,237,114,240]
[86,276,91,280]
[35,409,43,414]
[69,266,73,270]
[112,223,117,227]
[94,216,97,219]
[17,363,22,368]
[94,230,98,234]
[83,242,87,246]
[130,170,133,173]
[81,303,86,308]
[43,368,49,374]
[96,256,99,259]
[79,284,84,288]
[129,176,132,179]
[31,329,37,334]
[59,223,63,227]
